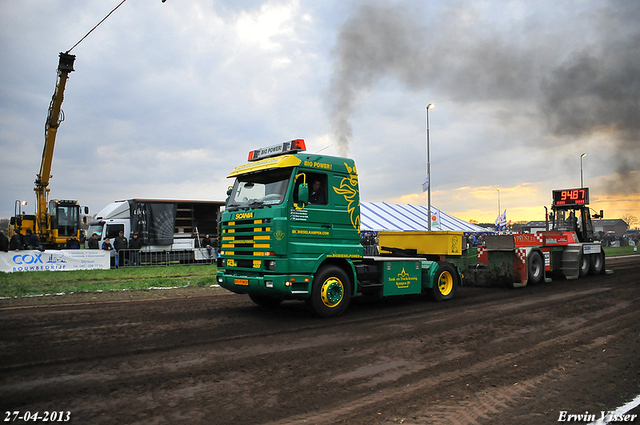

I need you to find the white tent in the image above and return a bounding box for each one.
[360,202,492,233]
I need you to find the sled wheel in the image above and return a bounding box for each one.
[589,251,605,275]
[308,266,351,318]
[527,251,544,285]
[432,262,458,301]
[578,252,590,278]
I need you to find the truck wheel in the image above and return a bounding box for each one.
[249,294,283,309]
[527,251,544,285]
[579,252,590,278]
[431,262,458,301]
[589,251,605,275]
[308,265,352,318]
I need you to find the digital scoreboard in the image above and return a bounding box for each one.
[552,188,589,206]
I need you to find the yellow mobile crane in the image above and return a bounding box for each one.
[10,52,85,248]
[9,1,168,248]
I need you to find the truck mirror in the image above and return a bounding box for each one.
[599,210,604,219]
[225,187,233,207]
[83,216,87,224]
[298,183,309,204]
[10,217,15,225]
[84,206,89,215]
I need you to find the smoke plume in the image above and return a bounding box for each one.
[326,3,537,155]
[327,1,640,192]
[327,5,427,156]
[541,33,640,189]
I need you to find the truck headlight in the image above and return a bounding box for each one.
[265,280,274,288]
[266,260,276,271]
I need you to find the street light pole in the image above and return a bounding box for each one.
[426,103,435,231]
[580,153,587,188]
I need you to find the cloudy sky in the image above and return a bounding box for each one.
[1,0,638,225]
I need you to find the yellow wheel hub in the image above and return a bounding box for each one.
[320,277,344,308]
[437,271,453,296]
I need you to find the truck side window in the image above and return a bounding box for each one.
[106,224,124,239]
[308,173,328,205]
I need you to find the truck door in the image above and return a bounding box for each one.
[331,173,361,253]
[291,172,332,252]
[577,208,594,242]
[105,224,125,240]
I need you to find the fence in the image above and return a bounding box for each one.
[108,248,217,268]
[362,245,378,256]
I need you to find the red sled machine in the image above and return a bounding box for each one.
[474,188,608,288]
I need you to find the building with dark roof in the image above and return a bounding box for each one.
[592,219,628,236]
[521,219,628,236]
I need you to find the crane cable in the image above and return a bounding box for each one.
[66,0,128,54]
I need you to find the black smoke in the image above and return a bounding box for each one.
[542,32,640,190]
[327,1,640,193]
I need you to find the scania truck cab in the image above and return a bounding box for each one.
[216,140,463,317]
[216,139,362,316]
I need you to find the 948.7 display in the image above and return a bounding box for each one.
[552,188,589,206]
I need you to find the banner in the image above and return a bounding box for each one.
[495,209,507,231]
[421,176,429,192]
[431,209,441,230]
[130,201,178,245]
[0,250,110,273]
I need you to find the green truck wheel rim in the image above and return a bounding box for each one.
[320,277,344,308]
[438,271,454,296]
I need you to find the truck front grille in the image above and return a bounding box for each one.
[222,218,272,270]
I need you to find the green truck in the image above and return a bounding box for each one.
[216,139,464,317]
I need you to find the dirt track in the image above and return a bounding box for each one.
[1,256,639,424]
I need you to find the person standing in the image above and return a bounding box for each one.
[202,234,213,259]
[24,229,40,250]
[0,230,9,252]
[129,233,142,266]
[102,238,113,250]
[66,236,80,249]
[102,237,115,267]
[113,230,128,267]
[87,233,100,249]
[212,235,219,258]
[10,230,23,251]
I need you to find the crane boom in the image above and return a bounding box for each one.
[10,52,83,248]
[34,52,75,238]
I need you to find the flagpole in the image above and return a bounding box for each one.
[426,103,435,232]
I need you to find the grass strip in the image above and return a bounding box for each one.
[603,246,638,256]
[0,265,218,298]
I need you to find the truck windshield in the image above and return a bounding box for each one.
[227,168,291,211]
[87,224,104,239]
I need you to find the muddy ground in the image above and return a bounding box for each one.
[1,256,639,424]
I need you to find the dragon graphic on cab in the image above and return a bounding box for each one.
[333,163,360,230]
